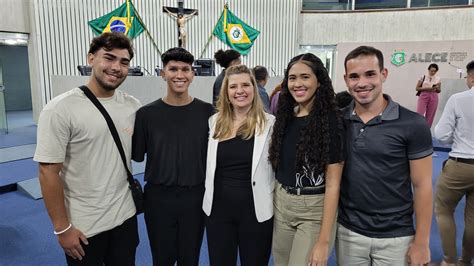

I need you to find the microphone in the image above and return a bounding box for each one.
[141,67,152,76]
[448,62,463,78]
[270,67,276,76]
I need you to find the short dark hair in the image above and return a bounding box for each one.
[335,91,353,109]
[466,60,474,73]
[214,49,241,68]
[428,63,439,71]
[344,46,384,72]
[253,66,269,82]
[88,32,134,59]
[161,47,194,66]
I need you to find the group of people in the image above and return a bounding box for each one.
[33,32,473,266]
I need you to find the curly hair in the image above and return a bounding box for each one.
[269,53,341,174]
[214,49,241,68]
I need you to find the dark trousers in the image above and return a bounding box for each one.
[206,182,273,266]
[66,215,139,266]
[144,183,205,266]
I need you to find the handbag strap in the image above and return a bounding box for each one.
[79,85,135,186]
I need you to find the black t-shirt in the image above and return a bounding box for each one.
[215,136,254,188]
[212,71,225,106]
[132,98,214,186]
[276,112,344,188]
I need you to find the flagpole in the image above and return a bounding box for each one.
[198,4,228,59]
[223,4,228,33]
[126,0,131,26]
[130,1,162,56]
[198,32,214,59]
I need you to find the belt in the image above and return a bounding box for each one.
[449,156,474,165]
[281,185,325,195]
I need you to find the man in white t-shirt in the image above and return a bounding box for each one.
[34,32,141,265]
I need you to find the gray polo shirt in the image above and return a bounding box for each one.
[338,94,432,238]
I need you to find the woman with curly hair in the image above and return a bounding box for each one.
[212,49,241,106]
[203,65,275,265]
[269,53,345,266]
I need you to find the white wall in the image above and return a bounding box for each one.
[333,40,473,111]
[50,76,284,107]
[0,0,30,33]
[300,6,474,45]
[300,7,473,124]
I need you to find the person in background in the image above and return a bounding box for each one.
[337,46,433,266]
[335,91,353,109]
[269,82,282,115]
[35,32,141,265]
[213,49,241,106]
[203,64,275,266]
[132,47,214,266]
[416,63,441,127]
[269,53,344,266]
[252,65,271,112]
[434,60,474,266]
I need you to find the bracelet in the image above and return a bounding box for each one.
[53,223,72,235]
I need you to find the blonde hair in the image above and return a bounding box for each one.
[214,65,267,140]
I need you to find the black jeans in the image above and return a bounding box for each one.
[206,182,273,266]
[66,215,139,266]
[144,183,205,266]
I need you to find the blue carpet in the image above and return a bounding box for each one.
[0,152,466,265]
[0,125,37,149]
[0,158,37,187]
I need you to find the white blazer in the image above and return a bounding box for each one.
[202,113,275,222]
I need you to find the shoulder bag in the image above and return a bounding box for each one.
[415,75,426,96]
[79,85,144,214]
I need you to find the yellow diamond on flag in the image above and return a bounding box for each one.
[226,24,251,44]
[103,16,133,35]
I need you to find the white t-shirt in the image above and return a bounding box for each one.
[34,88,141,237]
[434,88,474,159]
[420,74,441,89]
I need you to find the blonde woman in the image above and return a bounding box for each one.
[202,65,275,266]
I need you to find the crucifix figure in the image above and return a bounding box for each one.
[163,0,198,48]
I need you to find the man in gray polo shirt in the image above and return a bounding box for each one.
[336,46,433,265]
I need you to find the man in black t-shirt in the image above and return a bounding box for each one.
[337,46,433,266]
[132,48,214,266]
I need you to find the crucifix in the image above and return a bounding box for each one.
[163,0,198,48]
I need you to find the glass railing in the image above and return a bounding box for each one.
[0,85,7,134]
[0,61,7,134]
[303,0,351,10]
[303,0,470,10]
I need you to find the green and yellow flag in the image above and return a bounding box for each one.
[88,0,144,39]
[213,5,260,55]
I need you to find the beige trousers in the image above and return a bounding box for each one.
[336,224,413,266]
[272,182,336,266]
[435,159,474,265]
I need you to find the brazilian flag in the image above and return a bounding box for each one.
[213,5,260,55]
[88,0,144,39]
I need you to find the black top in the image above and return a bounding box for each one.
[132,98,214,186]
[338,94,433,238]
[212,71,225,106]
[276,112,344,188]
[215,136,254,188]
